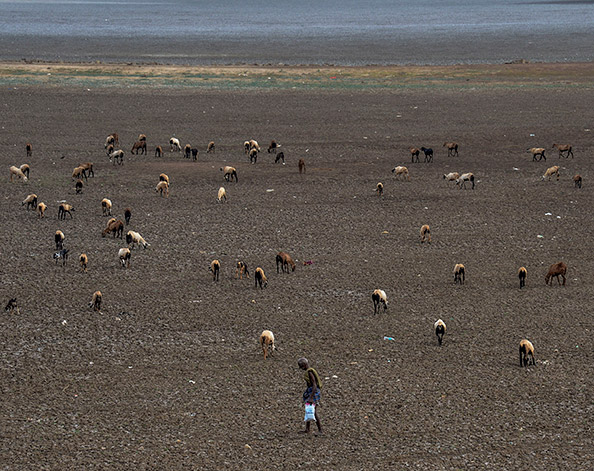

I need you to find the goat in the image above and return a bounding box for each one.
[420,147,433,162]
[106,144,114,156]
[209,259,220,281]
[249,140,260,152]
[22,193,37,210]
[159,173,170,185]
[260,330,276,359]
[217,187,227,203]
[72,166,87,181]
[552,143,573,159]
[298,159,306,174]
[545,261,567,286]
[434,319,446,346]
[443,142,459,157]
[454,264,465,284]
[124,208,131,225]
[109,150,124,165]
[249,147,258,164]
[156,181,169,197]
[126,230,149,249]
[53,248,69,266]
[244,141,251,154]
[528,147,546,161]
[5,298,20,315]
[207,141,215,153]
[184,144,192,159]
[155,145,163,157]
[37,202,47,218]
[75,179,83,194]
[105,133,119,148]
[101,198,112,216]
[19,164,30,179]
[372,289,388,314]
[542,166,560,181]
[80,253,88,272]
[276,252,296,273]
[274,152,285,164]
[518,266,527,289]
[55,230,65,250]
[102,219,124,239]
[26,142,32,157]
[79,162,94,178]
[131,140,147,155]
[409,147,420,163]
[138,133,146,142]
[220,166,238,182]
[443,172,460,182]
[89,290,102,311]
[191,148,198,161]
[236,261,250,279]
[268,140,278,153]
[456,172,475,189]
[9,166,28,182]
[255,267,268,289]
[519,339,535,367]
[392,166,410,181]
[376,182,383,196]
[573,174,582,188]
[170,138,181,152]
[58,203,74,220]
[420,224,431,243]
[119,248,131,268]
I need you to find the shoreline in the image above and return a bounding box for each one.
[2,60,594,90]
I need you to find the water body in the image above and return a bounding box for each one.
[0,0,593,65]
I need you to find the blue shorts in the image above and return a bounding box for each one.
[303,387,321,405]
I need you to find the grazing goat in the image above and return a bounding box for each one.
[545,261,567,286]
[156,181,169,197]
[518,266,527,289]
[124,208,131,225]
[220,166,238,182]
[55,230,65,250]
[89,290,102,311]
[528,147,546,161]
[155,146,163,157]
[119,248,131,268]
[5,298,20,315]
[191,148,198,161]
[249,147,258,164]
[80,253,88,272]
[276,252,296,273]
[209,259,220,281]
[249,140,260,152]
[372,289,388,314]
[72,166,87,181]
[443,172,460,182]
[105,133,119,148]
[217,187,227,203]
[456,172,475,189]
[454,264,465,284]
[443,142,459,157]
[184,144,191,159]
[138,133,146,142]
[131,140,147,155]
[542,166,560,181]
[392,166,410,181]
[75,179,83,194]
[244,141,251,154]
[519,339,535,367]
[126,230,149,249]
[268,140,278,153]
[109,150,124,165]
[170,138,181,153]
[376,182,383,196]
[207,141,215,153]
[255,267,268,289]
[22,193,37,210]
[106,144,114,156]
[298,159,306,174]
[573,174,582,188]
[552,143,573,159]
[434,319,446,346]
[19,164,30,179]
[409,147,420,163]
[101,198,112,216]
[53,248,69,266]
[420,224,431,243]
[37,202,47,218]
[159,173,170,185]
[236,261,249,279]
[79,162,94,178]
[420,147,433,162]
[9,166,28,182]
[260,330,276,359]
[26,142,32,157]
[58,203,74,220]
[274,152,285,164]
[102,219,124,238]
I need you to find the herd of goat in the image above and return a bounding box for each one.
[8,135,578,368]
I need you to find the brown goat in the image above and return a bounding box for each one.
[79,162,94,178]
[235,261,250,279]
[58,203,74,220]
[545,262,567,286]
[75,179,83,194]
[260,330,276,359]
[155,145,163,157]
[573,174,582,189]
[26,142,32,157]
[519,339,535,367]
[37,202,47,218]
[409,147,420,163]
[528,147,546,161]
[209,260,220,282]
[156,181,169,197]
[420,224,431,244]
[443,142,459,157]
[552,143,573,159]
[518,266,527,288]
[102,219,124,238]
[89,290,102,311]
[298,159,306,174]
[207,141,215,153]
[276,252,296,273]
[131,140,147,155]
[124,208,131,225]
[255,267,268,289]
[80,253,88,272]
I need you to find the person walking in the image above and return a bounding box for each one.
[298,357,323,435]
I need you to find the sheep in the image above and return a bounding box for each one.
[260,330,276,359]
[101,198,112,216]
[75,179,83,194]
[443,172,460,182]
[37,202,47,218]
[573,174,582,188]
[454,264,465,284]
[106,144,114,156]
[5,298,20,315]
[276,252,296,273]
[80,253,88,272]
[376,182,383,196]
[298,159,306,174]
[110,150,124,165]
[420,147,433,162]
[372,289,388,314]
[126,230,149,249]
[58,203,74,220]
[409,147,420,163]
[207,141,215,153]
[19,164,30,179]
[124,208,131,225]
[138,133,147,142]
[79,162,94,178]
[456,172,475,189]
[26,142,32,157]
[443,142,459,157]
[528,147,546,161]
[9,166,28,182]
[156,181,169,197]
[102,219,124,238]
[209,259,220,281]
[274,152,285,164]
[392,166,410,181]
[155,145,163,157]
[217,187,227,203]
[55,230,65,250]
[170,138,181,152]
[434,319,446,346]
[542,166,560,181]
[220,166,238,182]
[119,248,131,268]
[89,290,102,311]
[268,140,278,153]
[53,248,69,266]
[72,166,87,181]
[184,144,192,159]
[22,193,37,210]
[545,261,567,286]
[254,267,268,289]
[518,266,527,288]
[420,224,431,244]
[236,261,250,279]
[249,147,258,164]
[552,143,573,159]
[131,140,147,155]
[519,339,535,367]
